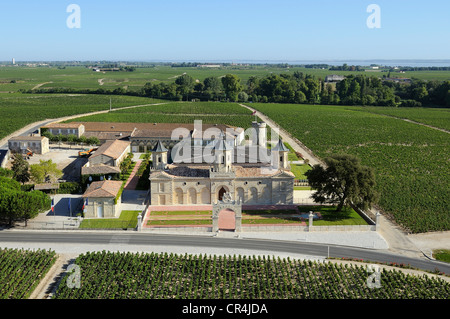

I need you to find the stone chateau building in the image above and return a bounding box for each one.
[149,121,294,206]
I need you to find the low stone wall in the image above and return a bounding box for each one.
[242,225,308,232]
[310,225,376,232]
[143,226,212,232]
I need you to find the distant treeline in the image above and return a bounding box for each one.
[24,72,450,108]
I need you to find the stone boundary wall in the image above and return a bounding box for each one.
[310,225,376,232]
[242,225,308,232]
[143,226,212,232]
[140,224,375,233]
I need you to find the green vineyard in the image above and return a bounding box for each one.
[0,248,57,299]
[251,103,450,233]
[0,93,164,141]
[53,251,450,299]
[67,101,260,134]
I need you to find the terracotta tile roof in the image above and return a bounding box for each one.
[9,135,47,141]
[82,180,123,198]
[83,131,131,141]
[156,163,294,179]
[43,123,84,129]
[90,140,130,160]
[71,122,138,132]
[68,122,241,138]
[132,128,189,139]
[234,166,294,178]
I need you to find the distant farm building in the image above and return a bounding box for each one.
[383,78,412,84]
[197,64,222,68]
[325,74,345,82]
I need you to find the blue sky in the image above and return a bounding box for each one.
[1,0,449,61]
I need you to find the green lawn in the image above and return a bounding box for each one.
[147,219,211,226]
[242,218,303,225]
[139,152,151,159]
[290,164,311,179]
[433,250,450,263]
[297,205,368,226]
[80,210,140,229]
[294,186,312,190]
[243,209,298,215]
[150,210,212,216]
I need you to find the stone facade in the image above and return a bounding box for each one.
[83,197,121,218]
[82,180,123,218]
[149,165,294,206]
[42,123,85,138]
[8,136,49,155]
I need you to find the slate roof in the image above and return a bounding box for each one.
[152,140,168,152]
[272,139,289,152]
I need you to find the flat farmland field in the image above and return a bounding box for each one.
[2,66,450,95]
[0,65,306,93]
[251,103,450,233]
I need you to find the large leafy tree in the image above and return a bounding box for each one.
[0,176,50,226]
[175,74,195,101]
[305,154,378,212]
[11,153,30,185]
[221,74,242,102]
[30,160,62,184]
[203,76,223,100]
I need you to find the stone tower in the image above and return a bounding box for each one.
[251,121,267,147]
[212,132,232,173]
[271,138,289,169]
[151,140,168,170]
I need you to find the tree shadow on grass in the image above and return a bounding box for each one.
[297,205,353,221]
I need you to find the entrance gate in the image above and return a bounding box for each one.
[212,192,242,232]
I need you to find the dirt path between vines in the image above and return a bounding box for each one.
[31,82,53,90]
[29,253,77,299]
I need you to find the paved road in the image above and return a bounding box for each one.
[0,230,448,274]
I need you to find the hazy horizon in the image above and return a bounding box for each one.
[4,59,450,68]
